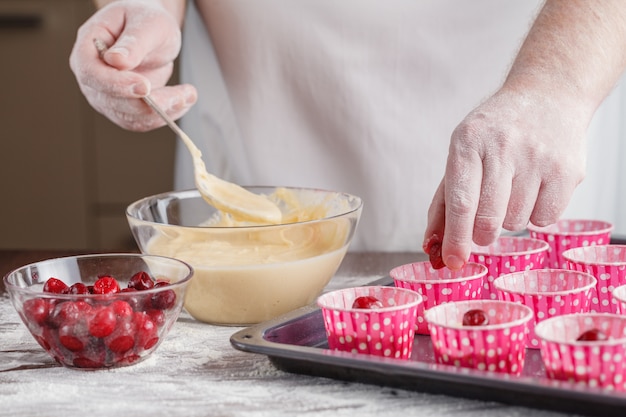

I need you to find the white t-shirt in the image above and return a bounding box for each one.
[175,0,548,251]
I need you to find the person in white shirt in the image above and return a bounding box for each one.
[70,0,626,269]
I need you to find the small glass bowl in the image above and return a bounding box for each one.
[4,253,193,370]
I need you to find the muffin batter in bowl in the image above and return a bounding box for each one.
[127,187,362,325]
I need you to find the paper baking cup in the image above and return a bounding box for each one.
[535,313,626,390]
[469,236,549,300]
[317,286,422,360]
[390,261,486,335]
[528,219,613,269]
[612,285,626,315]
[494,269,596,349]
[563,245,626,313]
[425,300,533,375]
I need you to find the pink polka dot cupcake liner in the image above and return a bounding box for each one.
[612,285,626,314]
[494,269,596,349]
[534,313,626,391]
[425,300,533,375]
[469,236,549,300]
[528,219,613,269]
[563,245,626,313]
[317,286,422,360]
[390,261,486,335]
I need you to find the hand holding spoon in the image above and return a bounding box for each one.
[94,39,282,224]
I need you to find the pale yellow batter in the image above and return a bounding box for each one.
[146,188,354,324]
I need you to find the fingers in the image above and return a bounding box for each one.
[425,91,587,270]
[87,84,198,131]
[69,2,192,131]
[438,137,483,270]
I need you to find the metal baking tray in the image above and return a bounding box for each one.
[231,275,626,417]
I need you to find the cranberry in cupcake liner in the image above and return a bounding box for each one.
[317,286,422,360]
[425,299,533,375]
[534,313,626,391]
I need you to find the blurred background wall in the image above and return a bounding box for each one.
[0,0,177,251]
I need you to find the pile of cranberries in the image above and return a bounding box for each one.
[20,271,178,369]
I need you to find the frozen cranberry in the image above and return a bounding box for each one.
[89,306,117,338]
[127,271,154,291]
[462,309,489,326]
[67,283,90,295]
[72,345,106,369]
[110,300,133,319]
[134,312,159,351]
[576,328,608,342]
[105,318,135,353]
[424,234,446,270]
[151,289,176,310]
[48,301,88,328]
[351,296,384,309]
[43,277,69,294]
[58,324,87,351]
[93,276,120,295]
[73,357,104,369]
[23,298,53,325]
[146,309,166,327]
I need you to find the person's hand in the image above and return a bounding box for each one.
[69,1,197,131]
[424,87,588,270]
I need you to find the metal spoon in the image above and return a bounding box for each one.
[94,39,282,224]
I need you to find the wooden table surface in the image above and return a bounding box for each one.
[0,250,579,417]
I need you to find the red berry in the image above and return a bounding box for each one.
[151,289,176,310]
[134,312,159,351]
[462,309,489,326]
[105,318,135,353]
[146,309,166,327]
[93,276,120,295]
[127,271,154,291]
[351,295,383,309]
[89,306,117,338]
[48,301,88,328]
[67,283,90,295]
[73,357,104,369]
[424,235,446,270]
[23,298,53,325]
[110,300,133,319]
[577,328,608,342]
[58,324,87,351]
[43,278,69,294]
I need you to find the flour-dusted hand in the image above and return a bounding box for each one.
[424,0,626,270]
[424,89,587,270]
[69,0,196,131]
